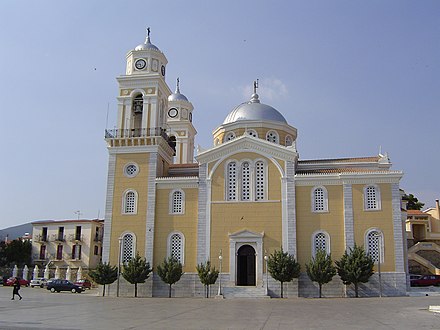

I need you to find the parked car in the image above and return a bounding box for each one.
[74,279,92,289]
[410,275,440,287]
[47,279,84,293]
[5,277,29,287]
[30,278,48,288]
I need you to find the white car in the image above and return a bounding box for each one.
[30,278,48,288]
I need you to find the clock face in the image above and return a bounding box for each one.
[161,65,165,76]
[135,59,146,70]
[168,108,178,118]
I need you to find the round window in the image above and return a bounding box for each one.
[124,163,139,178]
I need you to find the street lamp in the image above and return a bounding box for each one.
[374,232,382,298]
[217,250,223,297]
[116,237,122,297]
[264,250,268,296]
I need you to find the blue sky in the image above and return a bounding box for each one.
[0,0,439,229]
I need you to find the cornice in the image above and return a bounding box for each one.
[295,171,403,186]
[196,135,298,164]
[156,176,199,189]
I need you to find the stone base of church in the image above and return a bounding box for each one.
[102,272,407,298]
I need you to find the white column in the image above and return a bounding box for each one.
[392,182,405,272]
[102,153,116,263]
[197,163,208,264]
[145,153,158,265]
[343,183,355,250]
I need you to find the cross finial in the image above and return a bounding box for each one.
[147,27,151,38]
[176,77,180,93]
[253,79,259,94]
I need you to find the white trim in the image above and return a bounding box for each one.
[122,189,138,214]
[167,231,185,265]
[311,186,329,213]
[311,230,331,256]
[169,189,185,214]
[365,228,384,264]
[363,184,382,211]
[123,162,139,178]
[102,153,116,263]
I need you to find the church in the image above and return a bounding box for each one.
[102,31,407,298]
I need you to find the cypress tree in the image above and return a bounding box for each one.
[306,249,336,298]
[267,248,301,298]
[89,262,118,296]
[196,261,219,298]
[156,257,184,298]
[122,253,152,297]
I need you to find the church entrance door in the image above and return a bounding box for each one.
[236,245,256,286]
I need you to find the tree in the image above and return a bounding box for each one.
[196,260,219,298]
[335,244,374,298]
[0,240,32,267]
[156,257,184,298]
[88,262,118,296]
[122,253,152,297]
[267,248,301,298]
[404,193,425,210]
[305,249,336,298]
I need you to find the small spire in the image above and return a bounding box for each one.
[176,77,180,93]
[253,79,259,94]
[250,79,260,103]
[145,27,151,44]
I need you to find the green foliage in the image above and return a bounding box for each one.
[196,261,219,298]
[122,253,152,297]
[88,262,118,296]
[156,257,184,297]
[404,193,425,210]
[0,240,32,267]
[335,244,374,298]
[305,249,336,298]
[267,248,301,298]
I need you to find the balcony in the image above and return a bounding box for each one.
[34,234,48,243]
[94,234,103,243]
[105,127,176,153]
[69,234,84,242]
[51,234,66,242]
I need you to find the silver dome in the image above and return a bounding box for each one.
[223,93,287,124]
[135,36,159,51]
[168,78,189,102]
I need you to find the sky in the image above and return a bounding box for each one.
[0,0,439,229]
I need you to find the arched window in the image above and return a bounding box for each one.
[255,161,265,200]
[226,161,237,201]
[366,229,384,263]
[241,162,251,201]
[121,233,135,263]
[247,129,258,138]
[123,190,137,214]
[364,185,381,210]
[285,135,293,146]
[132,94,143,135]
[168,232,184,264]
[266,130,279,144]
[224,132,236,142]
[312,231,330,256]
[170,190,185,214]
[312,186,328,212]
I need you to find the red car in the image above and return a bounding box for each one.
[410,275,440,287]
[74,279,92,289]
[5,277,29,287]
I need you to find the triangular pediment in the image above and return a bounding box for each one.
[229,229,264,239]
[196,135,297,164]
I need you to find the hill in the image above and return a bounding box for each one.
[0,223,33,241]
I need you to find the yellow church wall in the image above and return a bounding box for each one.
[108,153,150,265]
[153,188,198,272]
[352,183,395,271]
[295,185,345,266]
[210,201,282,272]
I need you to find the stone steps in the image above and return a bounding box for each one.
[222,286,270,299]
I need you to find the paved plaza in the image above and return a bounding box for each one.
[1,286,440,329]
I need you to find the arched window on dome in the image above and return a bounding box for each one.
[226,161,237,201]
[312,231,330,256]
[224,132,236,142]
[285,135,293,147]
[246,129,258,138]
[365,229,384,263]
[241,162,251,201]
[312,186,328,212]
[121,233,135,263]
[266,130,279,144]
[122,190,137,214]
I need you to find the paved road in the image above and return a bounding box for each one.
[1,286,440,329]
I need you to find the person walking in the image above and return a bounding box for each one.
[11,277,22,300]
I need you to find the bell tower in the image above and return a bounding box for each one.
[167,78,197,164]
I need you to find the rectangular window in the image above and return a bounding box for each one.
[94,245,99,255]
[56,245,63,260]
[72,245,76,259]
[58,227,64,241]
[42,227,48,241]
[72,244,82,259]
[75,226,82,241]
[39,245,46,259]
